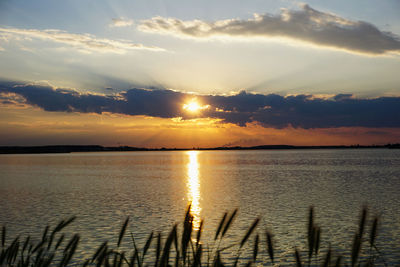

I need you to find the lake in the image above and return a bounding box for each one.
[0,149,399,265]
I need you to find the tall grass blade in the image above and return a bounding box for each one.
[307,207,314,238]
[129,249,138,267]
[60,234,80,267]
[307,207,314,260]
[181,208,193,264]
[142,231,153,261]
[48,228,57,250]
[214,251,225,267]
[118,217,130,247]
[160,224,177,267]
[185,204,192,223]
[42,225,49,242]
[240,218,259,248]
[6,237,19,264]
[155,233,161,267]
[215,213,227,240]
[12,240,19,263]
[55,234,65,250]
[32,239,45,254]
[322,247,331,267]
[351,233,361,267]
[54,219,66,233]
[266,231,274,264]
[44,252,55,267]
[104,253,111,267]
[173,225,179,256]
[0,251,6,265]
[370,217,378,248]
[34,247,44,266]
[315,227,321,255]
[118,252,125,267]
[69,234,79,252]
[64,234,79,252]
[196,220,203,248]
[130,233,141,267]
[22,235,30,254]
[233,253,239,267]
[175,250,180,267]
[295,248,302,267]
[222,209,238,238]
[192,244,202,267]
[54,216,76,233]
[308,228,315,260]
[253,234,259,262]
[113,252,118,267]
[359,207,367,239]
[92,241,108,262]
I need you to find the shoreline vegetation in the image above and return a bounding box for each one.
[0,144,399,154]
[0,206,387,266]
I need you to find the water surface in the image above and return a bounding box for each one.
[0,149,399,265]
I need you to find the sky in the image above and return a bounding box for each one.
[0,0,399,147]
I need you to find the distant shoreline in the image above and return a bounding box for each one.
[0,144,399,154]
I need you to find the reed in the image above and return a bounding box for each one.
[265,231,274,264]
[214,212,227,241]
[321,246,331,267]
[221,209,238,238]
[118,217,130,247]
[0,206,386,266]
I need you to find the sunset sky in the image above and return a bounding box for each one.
[1,0,400,147]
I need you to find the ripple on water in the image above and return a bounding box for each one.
[0,149,399,265]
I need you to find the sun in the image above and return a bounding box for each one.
[183,98,210,113]
[183,99,201,112]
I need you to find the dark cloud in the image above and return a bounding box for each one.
[119,88,186,118]
[138,4,400,55]
[5,85,117,114]
[333,94,353,101]
[1,82,400,129]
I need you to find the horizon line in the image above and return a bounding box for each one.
[1,143,399,154]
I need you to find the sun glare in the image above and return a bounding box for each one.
[183,100,201,112]
[183,99,210,113]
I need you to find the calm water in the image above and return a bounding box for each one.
[0,149,399,265]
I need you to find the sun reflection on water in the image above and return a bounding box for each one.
[186,151,201,229]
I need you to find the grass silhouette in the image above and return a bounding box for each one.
[0,206,387,266]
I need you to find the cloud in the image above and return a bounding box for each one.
[1,82,400,129]
[0,27,164,53]
[0,91,27,107]
[138,4,400,55]
[110,18,134,28]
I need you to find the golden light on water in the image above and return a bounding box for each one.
[186,150,202,229]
